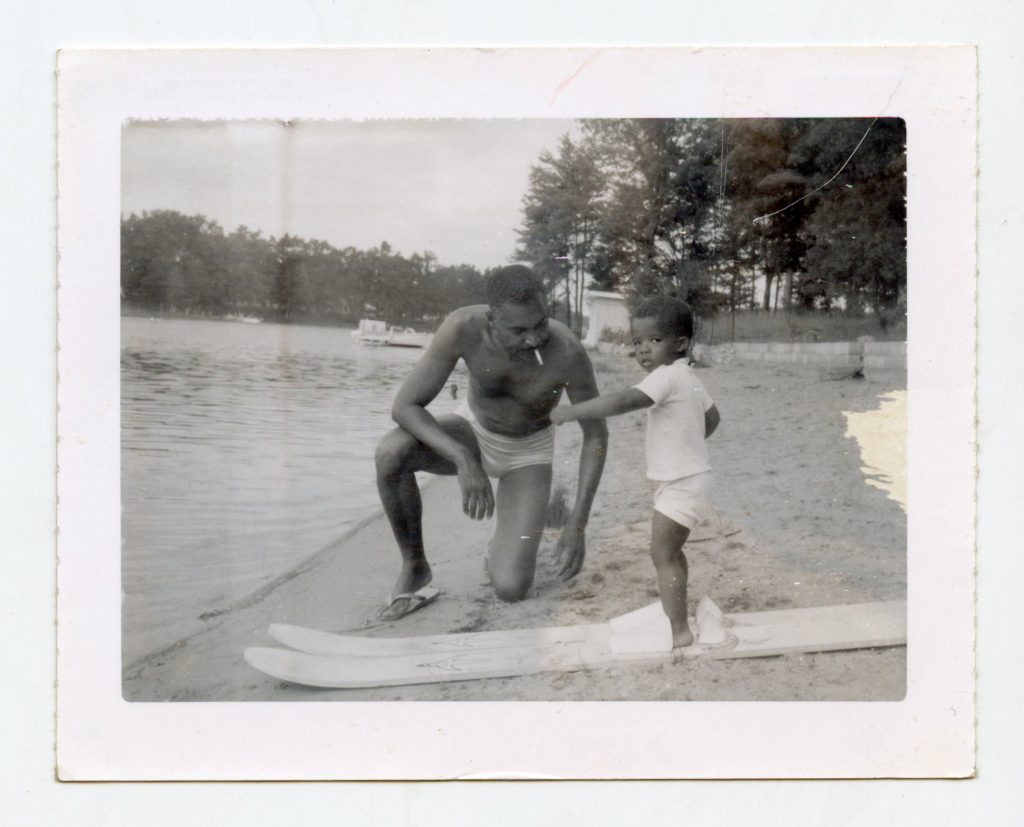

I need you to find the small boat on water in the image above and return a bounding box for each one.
[351,319,433,349]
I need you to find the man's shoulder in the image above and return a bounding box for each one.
[447,304,489,327]
[551,326,596,379]
[547,319,588,358]
[437,305,488,348]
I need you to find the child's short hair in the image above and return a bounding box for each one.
[632,295,695,341]
[486,265,545,308]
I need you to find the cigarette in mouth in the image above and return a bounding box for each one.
[534,349,544,366]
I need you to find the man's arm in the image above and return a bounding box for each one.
[391,310,494,519]
[550,388,653,425]
[554,348,609,580]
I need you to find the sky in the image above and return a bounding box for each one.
[122,119,579,270]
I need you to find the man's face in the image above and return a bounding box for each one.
[490,300,550,354]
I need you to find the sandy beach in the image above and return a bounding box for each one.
[123,353,906,702]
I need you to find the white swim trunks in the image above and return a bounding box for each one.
[454,402,555,479]
[653,471,712,530]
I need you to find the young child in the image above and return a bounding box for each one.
[549,295,720,659]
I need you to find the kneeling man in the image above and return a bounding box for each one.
[374,265,608,619]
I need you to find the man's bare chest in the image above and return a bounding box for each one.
[464,352,564,406]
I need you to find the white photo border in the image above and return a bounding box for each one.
[56,47,976,780]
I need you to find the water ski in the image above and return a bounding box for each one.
[244,599,906,689]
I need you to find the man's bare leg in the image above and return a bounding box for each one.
[485,463,553,601]
[374,415,480,607]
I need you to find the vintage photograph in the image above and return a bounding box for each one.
[56,47,974,780]
[120,117,908,702]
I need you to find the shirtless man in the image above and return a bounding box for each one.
[374,265,608,618]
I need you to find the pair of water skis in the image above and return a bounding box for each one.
[243,598,907,689]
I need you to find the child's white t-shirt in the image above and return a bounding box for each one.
[634,360,714,481]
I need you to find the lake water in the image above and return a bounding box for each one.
[121,315,461,665]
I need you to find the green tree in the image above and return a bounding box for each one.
[583,119,725,313]
[299,238,350,322]
[121,211,488,327]
[513,117,907,334]
[723,119,815,313]
[271,234,313,321]
[420,261,486,322]
[120,210,226,312]
[517,134,605,335]
[795,119,907,323]
[223,226,275,315]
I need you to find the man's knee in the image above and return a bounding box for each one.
[375,430,414,477]
[486,551,535,602]
[491,571,533,602]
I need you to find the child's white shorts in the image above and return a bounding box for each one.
[653,471,712,530]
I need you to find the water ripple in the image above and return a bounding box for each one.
[121,315,462,664]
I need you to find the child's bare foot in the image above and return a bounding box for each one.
[671,641,702,663]
[672,626,694,648]
[669,627,695,663]
[673,632,740,662]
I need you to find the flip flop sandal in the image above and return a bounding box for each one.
[377,586,444,621]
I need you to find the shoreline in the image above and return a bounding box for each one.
[123,471,449,674]
[123,356,907,702]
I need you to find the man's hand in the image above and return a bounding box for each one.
[554,526,586,580]
[548,406,569,426]
[455,455,494,520]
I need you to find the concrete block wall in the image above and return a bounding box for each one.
[728,340,906,383]
[731,342,864,369]
[862,341,907,383]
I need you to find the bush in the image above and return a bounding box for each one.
[598,326,629,346]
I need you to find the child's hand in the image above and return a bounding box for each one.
[549,407,569,426]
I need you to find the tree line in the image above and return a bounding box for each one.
[121,212,488,326]
[122,118,905,335]
[516,118,907,335]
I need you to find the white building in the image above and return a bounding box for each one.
[582,290,630,349]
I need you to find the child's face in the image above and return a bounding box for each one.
[630,317,688,373]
